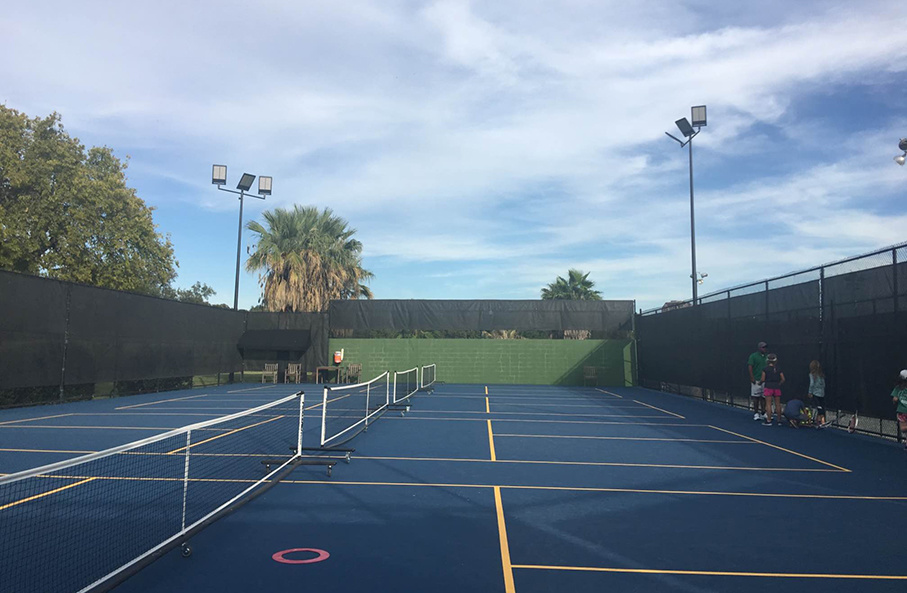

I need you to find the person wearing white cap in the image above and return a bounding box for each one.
[747,341,769,421]
[892,370,907,449]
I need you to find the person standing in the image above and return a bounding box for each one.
[807,360,827,428]
[748,342,769,421]
[761,353,785,426]
[892,370,907,450]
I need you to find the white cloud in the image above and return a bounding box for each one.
[2,1,906,308]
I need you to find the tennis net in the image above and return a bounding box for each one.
[392,367,419,405]
[0,392,304,593]
[420,363,436,390]
[320,372,389,448]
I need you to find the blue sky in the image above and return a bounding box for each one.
[2,1,906,311]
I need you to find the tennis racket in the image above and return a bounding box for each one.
[847,410,859,434]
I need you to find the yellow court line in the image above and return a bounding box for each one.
[493,434,753,444]
[166,415,285,455]
[633,400,685,419]
[511,564,907,580]
[486,397,490,414]
[0,413,75,426]
[709,426,850,472]
[116,393,212,410]
[488,420,497,461]
[0,478,97,511]
[595,388,623,398]
[319,455,842,472]
[494,487,516,593]
[283,479,907,500]
[485,386,489,395]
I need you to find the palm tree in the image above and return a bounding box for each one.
[246,206,373,312]
[540,269,602,300]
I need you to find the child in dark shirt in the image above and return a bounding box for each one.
[761,353,785,426]
[783,398,809,428]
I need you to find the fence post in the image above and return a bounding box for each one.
[894,248,899,314]
[59,283,72,402]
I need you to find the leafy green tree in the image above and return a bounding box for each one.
[0,105,177,295]
[246,205,373,312]
[161,281,216,304]
[540,269,602,300]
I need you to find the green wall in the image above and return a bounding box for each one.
[328,338,636,386]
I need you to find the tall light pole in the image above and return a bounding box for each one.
[212,165,273,310]
[666,105,707,305]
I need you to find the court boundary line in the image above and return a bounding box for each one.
[406,410,675,419]
[282,479,907,500]
[709,426,850,472]
[308,455,842,472]
[116,393,214,410]
[510,564,907,580]
[0,413,75,426]
[595,389,622,398]
[633,400,685,419]
[381,417,702,426]
[494,486,516,593]
[494,434,755,444]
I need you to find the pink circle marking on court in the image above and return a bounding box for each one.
[272,548,330,564]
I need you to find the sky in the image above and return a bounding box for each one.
[2,1,906,312]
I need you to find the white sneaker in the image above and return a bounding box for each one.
[753,413,761,421]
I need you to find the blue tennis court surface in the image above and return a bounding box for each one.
[2,382,907,592]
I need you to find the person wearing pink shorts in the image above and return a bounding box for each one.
[761,353,785,426]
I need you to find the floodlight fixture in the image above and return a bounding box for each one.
[212,164,227,185]
[258,176,272,196]
[210,165,274,311]
[691,105,707,127]
[896,138,907,166]
[237,173,256,192]
[675,118,695,138]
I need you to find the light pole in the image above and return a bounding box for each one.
[666,105,707,305]
[211,165,273,310]
[895,138,907,166]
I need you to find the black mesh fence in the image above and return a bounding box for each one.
[638,243,907,440]
[328,299,634,336]
[0,271,246,406]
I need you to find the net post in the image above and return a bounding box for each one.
[180,430,192,531]
[320,386,328,447]
[365,383,371,428]
[296,391,305,456]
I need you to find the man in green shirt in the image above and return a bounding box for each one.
[748,341,768,421]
